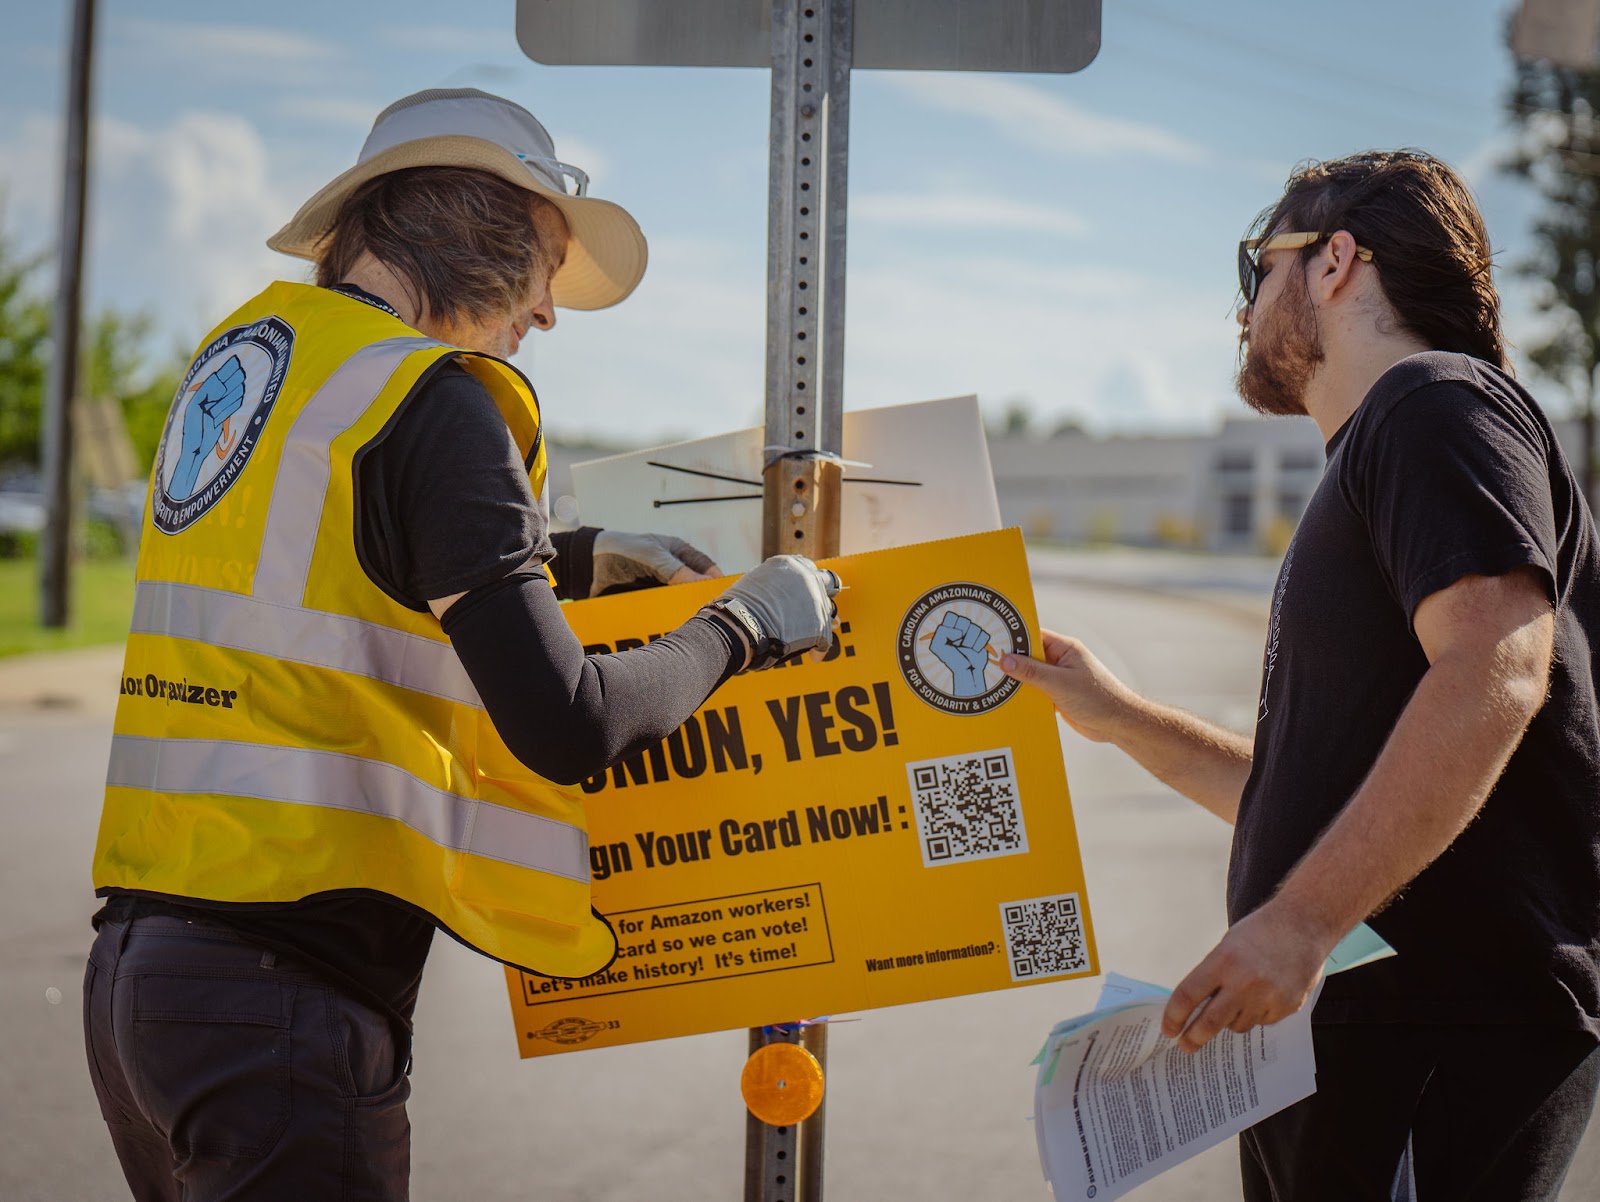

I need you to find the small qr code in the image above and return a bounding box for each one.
[1001,892,1089,981]
[906,747,1027,868]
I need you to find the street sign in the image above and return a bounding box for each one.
[517,0,1101,73]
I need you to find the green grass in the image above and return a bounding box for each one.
[0,556,135,657]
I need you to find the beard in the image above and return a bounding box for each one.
[1235,273,1324,417]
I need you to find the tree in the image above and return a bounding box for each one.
[1505,52,1600,506]
[989,396,1033,438]
[0,212,182,478]
[0,226,51,472]
[82,309,184,471]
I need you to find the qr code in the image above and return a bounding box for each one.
[1001,892,1089,981]
[906,747,1027,867]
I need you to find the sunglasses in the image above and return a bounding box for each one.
[1237,231,1374,305]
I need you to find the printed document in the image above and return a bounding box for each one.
[1033,927,1394,1200]
[1034,988,1315,1201]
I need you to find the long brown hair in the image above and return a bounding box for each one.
[1252,150,1508,371]
[314,166,562,326]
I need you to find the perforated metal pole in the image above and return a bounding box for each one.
[40,0,97,627]
[746,3,851,1201]
[759,0,849,563]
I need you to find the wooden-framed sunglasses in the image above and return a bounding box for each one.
[1237,231,1374,305]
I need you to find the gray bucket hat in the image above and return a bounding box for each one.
[267,88,647,310]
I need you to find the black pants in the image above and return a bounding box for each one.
[1241,1021,1600,1202]
[84,915,412,1202]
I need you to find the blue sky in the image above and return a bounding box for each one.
[0,1,1539,443]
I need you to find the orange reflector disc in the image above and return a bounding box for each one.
[740,1041,825,1125]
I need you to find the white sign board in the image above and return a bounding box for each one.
[571,395,1002,572]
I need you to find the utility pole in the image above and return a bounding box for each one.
[41,0,98,627]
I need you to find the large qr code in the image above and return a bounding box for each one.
[906,747,1027,868]
[1001,892,1089,981]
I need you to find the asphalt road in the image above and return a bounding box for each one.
[2,548,1595,1200]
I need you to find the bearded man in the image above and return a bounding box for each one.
[1003,151,1600,1200]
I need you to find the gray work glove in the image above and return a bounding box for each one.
[703,555,843,671]
[591,531,721,597]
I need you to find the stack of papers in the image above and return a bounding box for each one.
[1033,925,1394,1201]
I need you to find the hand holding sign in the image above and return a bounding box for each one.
[1000,629,1140,743]
[707,555,842,671]
[592,530,722,595]
[173,355,246,498]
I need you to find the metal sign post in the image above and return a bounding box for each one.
[515,3,1100,1196]
[760,0,849,562]
[748,12,849,1194]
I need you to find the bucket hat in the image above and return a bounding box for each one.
[267,88,646,310]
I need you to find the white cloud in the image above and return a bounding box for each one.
[885,74,1207,164]
[100,109,304,321]
[110,17,338,86]
[525,235,767,440]
[841,254,1237,432]
[379,26,507,57]
[1456,130,1519,191]
[853,191,1088,237]
[516,229,1242,444]
[117,16,337,64]
[0,102,1233,446]
[0,107,315,337]
[0,112,60,229]
[275,96,383,130]
[9,41,61,72]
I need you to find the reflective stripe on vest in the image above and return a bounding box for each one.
[105,735,588,881]
[130,579,484,708]
[256,336,437,607]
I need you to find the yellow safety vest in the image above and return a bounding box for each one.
[94,282,616,979]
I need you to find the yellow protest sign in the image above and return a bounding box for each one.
[504,528,1097,1056]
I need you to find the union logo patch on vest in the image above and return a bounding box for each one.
[152,316,294,534]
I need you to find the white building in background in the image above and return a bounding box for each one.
[550,415,1592,554]
[985,416,1326,553]
[987,413,1592,553]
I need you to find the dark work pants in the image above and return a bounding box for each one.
[84,915,412,1202]
[1241,1022,1600,1202]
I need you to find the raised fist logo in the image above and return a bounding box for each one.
[171,355,246,499]
[898,584,1029,716]
[928,611,994,698]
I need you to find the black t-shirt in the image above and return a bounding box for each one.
[1228,351,1600,1035]
[355,363,554,605]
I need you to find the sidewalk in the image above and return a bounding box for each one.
[0,643,126,718]
[1024,544,1278,626]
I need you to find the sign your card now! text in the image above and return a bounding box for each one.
[504,528,1098,1056]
